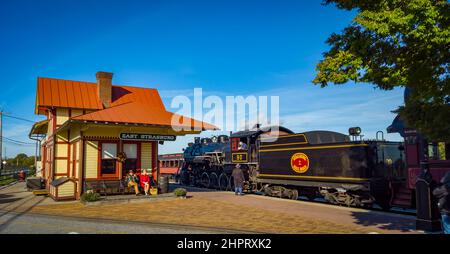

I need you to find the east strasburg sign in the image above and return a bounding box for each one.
[120,133,177,141]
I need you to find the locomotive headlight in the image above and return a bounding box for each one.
[348,127,362,136]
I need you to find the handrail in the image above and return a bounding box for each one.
[376,131,384,141]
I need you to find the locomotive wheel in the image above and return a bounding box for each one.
[218,173,229,191]
[209,173,219,189]
[250,182,259,193]
[290,189,299,200]
[200,172,210,188]
[324,192,339,204]
[179,170,190,186]
[345,195,355,207]
[263,186,272,196]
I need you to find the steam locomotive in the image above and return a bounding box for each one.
[178,125,406,209]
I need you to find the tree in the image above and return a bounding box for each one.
[6,153,35,168]
[313,0,450,141]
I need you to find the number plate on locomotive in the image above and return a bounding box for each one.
[232,153,248,163]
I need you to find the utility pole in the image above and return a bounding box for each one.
[0,110,3,171]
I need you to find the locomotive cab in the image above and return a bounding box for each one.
[230,136,251,163]
[229,126,296,165]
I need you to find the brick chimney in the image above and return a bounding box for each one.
[96,71,113,108]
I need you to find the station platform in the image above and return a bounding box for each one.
[0,182,420,234]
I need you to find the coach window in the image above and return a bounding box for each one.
[123,144,138,173]
[428,142,448,160]
[101,143,117,177]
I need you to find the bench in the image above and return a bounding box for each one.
[84,180,136,196]
[120,179,137,194]
[84,181,107,196]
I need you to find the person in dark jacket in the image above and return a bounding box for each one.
[232,164,245,195]
[433,172,450,234]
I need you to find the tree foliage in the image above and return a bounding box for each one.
[5,153,36,168]
[313,0,450,141]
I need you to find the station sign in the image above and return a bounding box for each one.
[120,133,176,141]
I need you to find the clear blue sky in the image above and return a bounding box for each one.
[0,0,403,156]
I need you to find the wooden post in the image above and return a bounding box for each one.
[119,139,123,178]
[77,136,85,199]
[156,141,160,186]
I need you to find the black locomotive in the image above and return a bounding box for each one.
[179,125,405,209]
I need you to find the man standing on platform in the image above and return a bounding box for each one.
[232,164,245,196]
[433,172,450,234]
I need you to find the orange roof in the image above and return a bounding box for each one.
[35,77,218,131]
[36,77,103,113]
[35,77,166,114]
[71,101,217,130]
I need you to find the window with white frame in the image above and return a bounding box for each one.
[123,143,138,175]
[101,143,117,176]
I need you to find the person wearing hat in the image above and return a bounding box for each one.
[140,169,151,196]
[125,169,140,195]
[433,172,450,234]
[238,141,248,150]
[232,164,245,195]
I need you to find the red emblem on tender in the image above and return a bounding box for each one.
[290,153,310,173]
[293,157,308,168]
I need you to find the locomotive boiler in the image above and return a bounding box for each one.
[178,125,406,209]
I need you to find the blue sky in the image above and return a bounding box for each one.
[0,0,403,156]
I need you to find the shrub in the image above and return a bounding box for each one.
[173,188,187,197]
[81,192,101,202]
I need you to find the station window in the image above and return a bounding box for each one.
[123,144,138,173]
[101,143,117,176]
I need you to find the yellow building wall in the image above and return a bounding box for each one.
[58,181,75,197]
[56,108,69,125]
[50,185,56,196]
[71,109,83,117]
[141,142,153,169]
[55,143,68,157]
[55,160,67,174]
[85,141,98,179]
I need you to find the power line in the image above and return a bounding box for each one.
[2,136,36,145]
[2,113,35,123]
[3,140,35,147]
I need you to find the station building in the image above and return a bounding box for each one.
[29,71,216,200]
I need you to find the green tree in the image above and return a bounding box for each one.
[6,153,35,168]
[313,0,450,141]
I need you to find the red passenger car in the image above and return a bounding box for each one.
[158,153,184,180]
